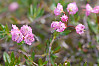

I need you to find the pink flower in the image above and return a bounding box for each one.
[11,30,23,43]
[11,24,35,44]
[60,14,68,22]
[86,4,93,16]
[57,3,63,12]
[54,8,61,16]
[9,2,19,12]
[51,21,66,32]
[54,3,63,16]
[51,21,60,30]
[67,2,78,15]
[92,6,99,14]
[56,21,66,32]
[12,24,19,30]
[11,24,19,34]
[20,25,32,36]
[75,24,85,35]
[24,34,35,45]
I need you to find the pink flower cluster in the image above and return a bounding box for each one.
[75,24,85,35]
[51,21,66,32]
[11,24,35,45]
[54,3,63,16]
[60,14,68,22]
[67,2,78,15]
[52,2,85,35]
[54,2,78,16]
[86,4,99,16]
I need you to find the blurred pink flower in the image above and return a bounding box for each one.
[86,4,93,16]
[11,24,19,34]
[60,14,68,22]
[11,30,23,43]
[56,21,66,32]
[67,2,78,15]
[9,2,19,12]
[75,24,85,35]
[51,21,59,30]
[11,24,23,43]
[54,8,61,16]
[92,6,99,14]
[20,25,32,36]
[57,3,63,12]
[51,21,66,32]
[24,34,35,45]
[54,3,63,16]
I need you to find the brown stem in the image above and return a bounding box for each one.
[63,11,66,15]
[48,37,55,66]
[67,25,75,28]
[67,12,69,25]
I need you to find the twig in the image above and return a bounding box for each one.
[48,37,55,66]
[67,25,75,28]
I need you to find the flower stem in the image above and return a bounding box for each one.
[48,36,56,66]
[67,25,75,28]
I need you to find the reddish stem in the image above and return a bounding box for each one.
[67,12,69,25]
[67,25,75,29]
[63,11,66,15]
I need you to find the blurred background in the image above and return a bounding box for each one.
[0,0,99,66]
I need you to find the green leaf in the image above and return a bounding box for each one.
[84,62,87,66]
[17,41,24,45]
[31,51,35,60]
[53,46,61,53]
[38,58,43,65]
[67,62,70,66]
[51,54,58,59]
[0,24,5,30]
[87,18,97,34]
[54,63,57,66]
[5,24,9,33]
[60,30,71,36]
[3,52,11,64]
[59,63,62,66]
[43,61,48,65]
[51,57,55,66]
[11,52,15,61]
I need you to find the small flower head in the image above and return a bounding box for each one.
[24,34,35,45]
[12,24,19,30]
[11,24,19,34]
[56,21,66,32]
[9,2,19,12]
[11,30,23,43]
[60,14,68,22]
[20,25,32,36]
[67,2,78,15]
[92,6,99,14]
[51,21,66,32]
[75,24,85,35]
[54,3,63,16]
[57,3,63,12]
[86,4,93,16]
[51,21,59,30]
[54,8,61,16]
